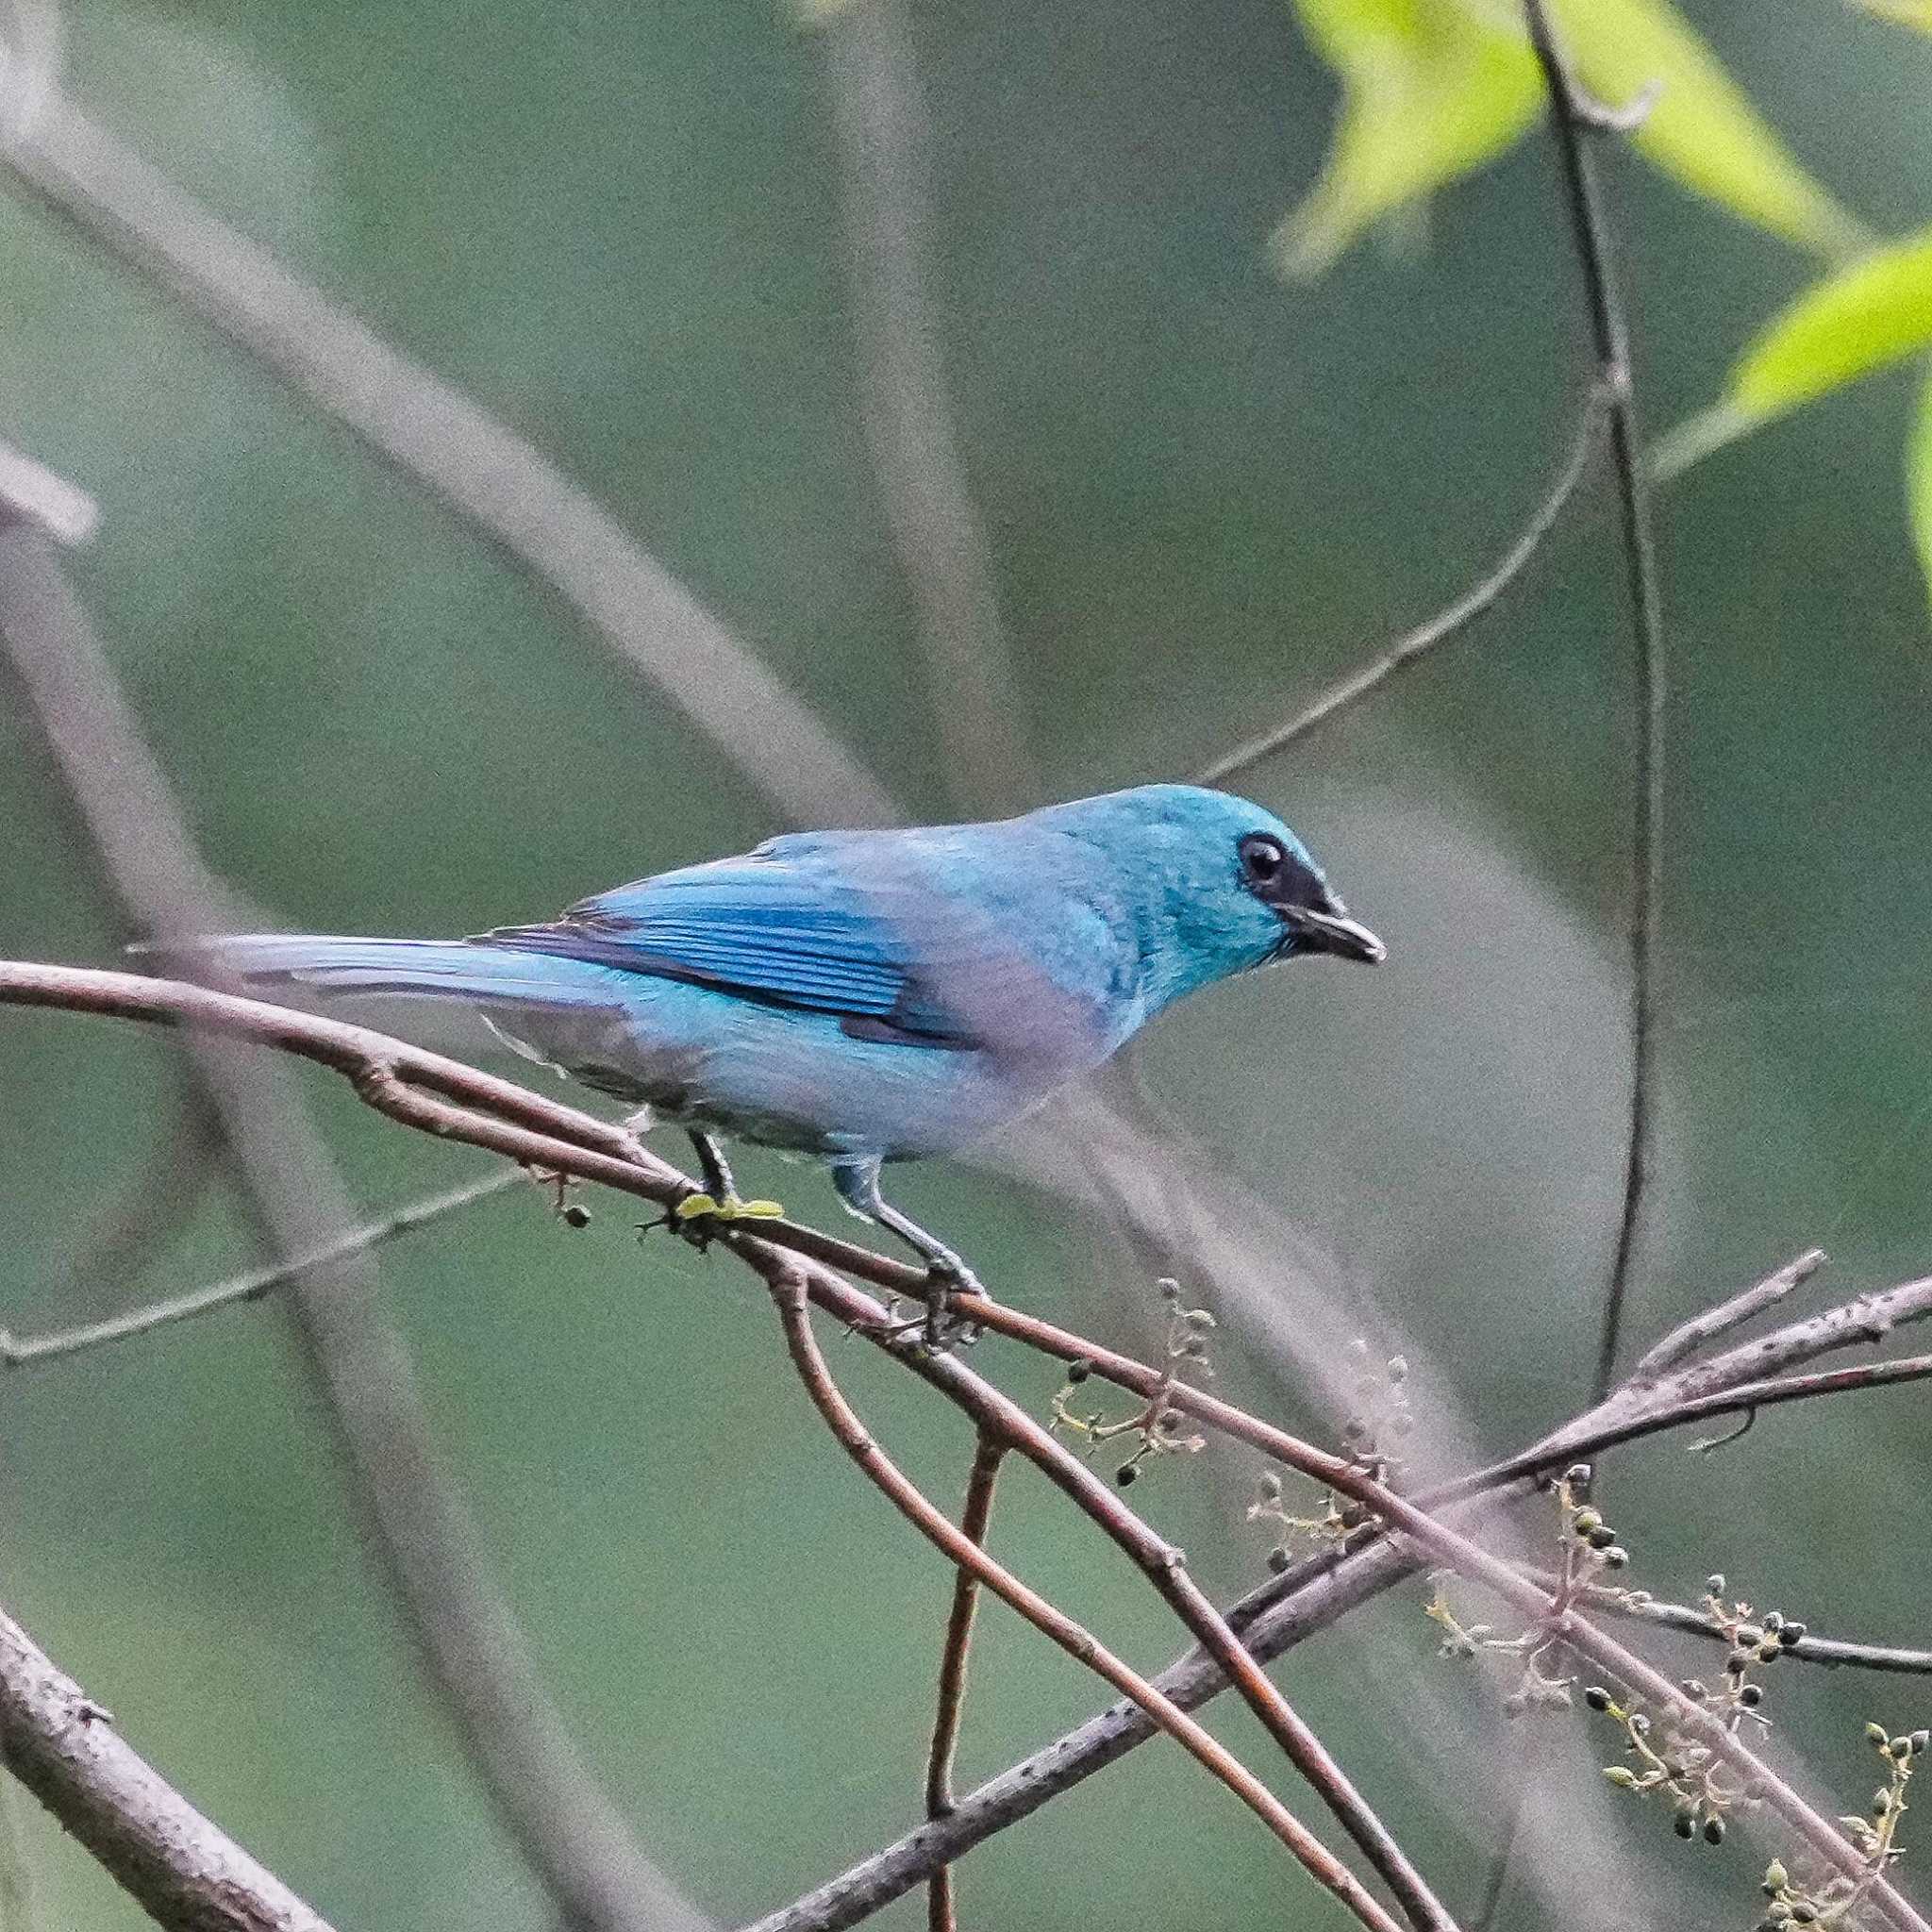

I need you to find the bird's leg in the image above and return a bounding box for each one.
[689,1128,737,1201]
[832,1159,983,1345]
[672,1129,785,1244]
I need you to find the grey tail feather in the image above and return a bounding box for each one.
[151,934,603,1005]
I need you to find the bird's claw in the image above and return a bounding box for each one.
[918,1256,985,1349]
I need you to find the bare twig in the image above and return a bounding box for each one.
[31,1081,225,1329]
[1524,1574,1932,1675]
[763,1266,1412,1932]
[0,1169,520,1366]
[1195,391,1603,785]
[758,1267,1932,1929]
[820,0,1032,813]
[0,530,709,1932]
[1519,0,1670,1407]
[7,959,1927,1929]
[0,1598,335,1932]
[0,97,890,831]
[1624,1247,1827,1385]
[1448,1351,1932,1498]
[924,1435,1005,1932]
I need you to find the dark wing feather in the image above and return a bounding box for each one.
[477,852,977,1047]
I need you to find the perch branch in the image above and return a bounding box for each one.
[763,1266,1413,1932]
[0,526,710,1932]
[5,963,1927,1930]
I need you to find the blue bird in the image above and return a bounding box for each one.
[201,783,1382,1312]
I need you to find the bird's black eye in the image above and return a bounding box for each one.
[1239,834,1287,888]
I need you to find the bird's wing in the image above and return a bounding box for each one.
[476,843,981,1047]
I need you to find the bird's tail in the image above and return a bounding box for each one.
[174,935,606,1008]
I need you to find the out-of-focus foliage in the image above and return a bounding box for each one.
[1278,0,1864,275]
[1287,0,1932,610]
[1269,0,1541,277]
[1853,0,1932,27]
[1656,228,1932,474]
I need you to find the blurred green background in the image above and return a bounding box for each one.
[0,1,1927,1927]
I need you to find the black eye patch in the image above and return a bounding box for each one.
[1238,833,1324,909]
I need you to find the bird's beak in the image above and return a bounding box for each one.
[1283,894,1387,964]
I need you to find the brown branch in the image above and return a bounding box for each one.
[1195,389,1603,785]
[1519,0,1670,1406]
[758,1262,1932,1928]
[0,1598,336,1932]
[0,527,710,1932]
[0,1169,521,1366]
[762,1266,1412,1932]
[7,959,1929,1929]
[924,1436,1005,1932]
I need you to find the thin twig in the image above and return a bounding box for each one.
[763,1266,1412,1932]
[1519,0,1670,1407]
[7,959,1928,1927]
[924,1435,1005,1932]
[784,1267,1931,1932]
[0,530,710,1932]
[1624,1247,1827,1385]
[0,96,890,831]
[0,1169,521,1365]
[0,1598,335,1932]
[1522,1573,1932,1675]
[1195,391,1603,785]
[818,1293,1462,1932]
[754,1269,1932,1929]
[31,1081,225,1324]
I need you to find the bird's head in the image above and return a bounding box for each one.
[1033,784,1384,1014]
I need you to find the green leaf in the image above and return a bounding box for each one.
[1852,0,1932,30]
[1655,227,1932,475]
[1911,362,1932,619]
[1545,0,1869,260]
[1274,0,1541,278]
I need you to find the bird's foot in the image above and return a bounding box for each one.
[665,1191,786,1251]
[913,1255,986,1349]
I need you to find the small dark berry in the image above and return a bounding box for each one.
[1267,1546,1291,1574]
[1704,1816,1725,1846]
[1674,1812,1696,1840]
[1779,1624,1803,1647]
[1588,1524,1618,1551]
[1115,1463,1139,1487]
[1740,1684,1764,1707]
[1067,1357,1092,1384]
[1584,1686,1611,1712]
[561,1203,591,1228]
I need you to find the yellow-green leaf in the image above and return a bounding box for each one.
[1655,227,1932,475]
[1852,0,1932,30]
[1274,0,1541,278]
[1546,0,1869,260]
[1911,363,1932,619]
